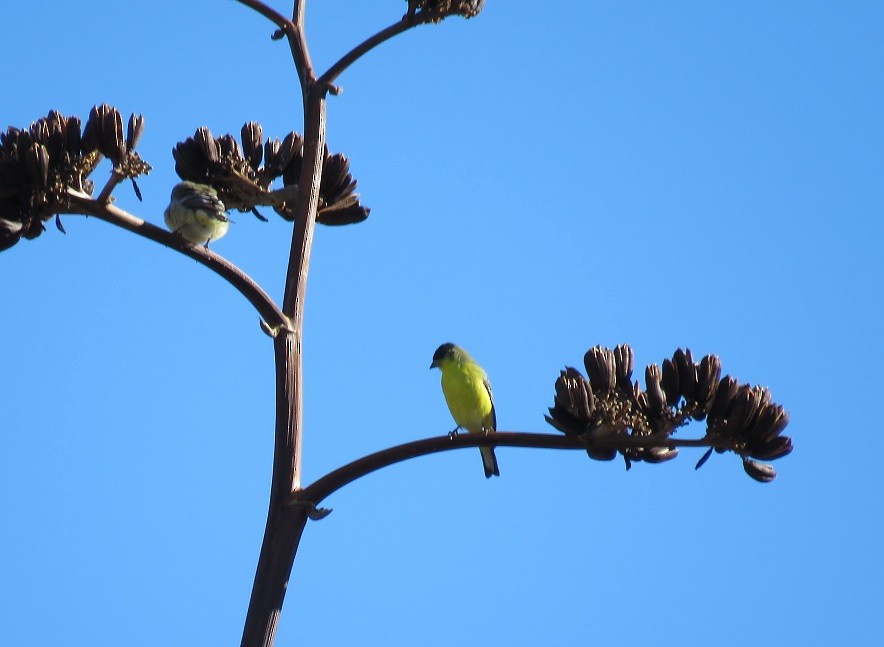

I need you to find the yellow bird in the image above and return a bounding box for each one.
[430,343,500,478]
[164,181,230,247]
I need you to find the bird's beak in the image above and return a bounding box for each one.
[430,360,439,370]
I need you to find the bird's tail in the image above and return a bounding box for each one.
[481,446,500,478]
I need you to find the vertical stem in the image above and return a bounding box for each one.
[240,333,308,647]
[240,80,328,647]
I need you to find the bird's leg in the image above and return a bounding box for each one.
[448,426,462,439]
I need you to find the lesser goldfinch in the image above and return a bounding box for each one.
[164,181,230,247]
[430,343,500,478]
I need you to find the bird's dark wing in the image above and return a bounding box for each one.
[483,375,497,431]
[180,192,228,220]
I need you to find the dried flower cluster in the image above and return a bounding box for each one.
[0,105,150,252]
[546,345,792,482]
[173,123,369,226]
[406,0,485,21]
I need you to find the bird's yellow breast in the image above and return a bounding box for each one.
[439,359,494,432]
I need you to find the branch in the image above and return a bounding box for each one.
[239,1,324,645]
[298,431,728,509]
[66,189,288,331]
[234,0,314,94]
[95,168,127,204]
[316,13,435,93]
[234,0,291,29]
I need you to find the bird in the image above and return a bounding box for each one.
[430,343,500,478]
[163,181,230,247]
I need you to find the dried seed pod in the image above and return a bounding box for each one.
[584,346,616,394]
[315,151,368,225]
[695,354,722,410]
[44,111,66,160]
[749,435,793,461]
[743,458,777,483]
[0,217,24,251]
[263,138,282,175]
[81,107,103,156]
[23,143,50,189]
[217,133,242,159]
[275,131,302,177]
[641,446,679,463]
[613,344,634,392]
[749,404,790,444]
[407,0,485,19]
[644,364,667,417]
[707,376,740,422]
[102,106,126,164]
[65,115,82,156]
[195,127,220,165]
[723,386,761,437]
[586,446,618,462]
[661,358,680,406]
[241,122,264,169]
[673,348,697,404]
[545,367,596,436]
[126,114,145,151]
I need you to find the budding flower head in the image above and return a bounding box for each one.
[406,0,485,20]
[163,181,229,248]
[546,344,792,481]
[173,125,368,225]
[1,105,149,252]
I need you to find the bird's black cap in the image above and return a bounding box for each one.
[430,342,456,368]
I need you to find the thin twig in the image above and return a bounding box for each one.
[95,168,126,204]
[233,0,313,94]
[233,0,292,31]
[316,13,432,92]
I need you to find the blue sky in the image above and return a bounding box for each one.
[2,1,882,645]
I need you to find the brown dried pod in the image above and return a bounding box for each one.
[0,217,24,251]
[584,346,616,394]
[725,384,770,438]
[95,104,125,164]
[23,143,50,189]
[613,344,634,392]
[661,358,680,406]
[644,364,667,416]
[695,354,722,409]
[126,114,145,151]
[276,131,302,174]
[106,108,125,160]
[81,107,102,156]
[241,122,264,169]
[673,348,697,404]
[748,404,790,445]
[44,112,67,160]
[319,153,355,205]
[586,446,618,462]
[195,127,220,165]
[545,367,596,436]
[65,115,82,156]
[316,198,370,226]
[707,375,740,422]
[217,133,242,160]
[408,0,485,19]
[743,458,777,483]
[749,435,793,461]
[640,446,679,463]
